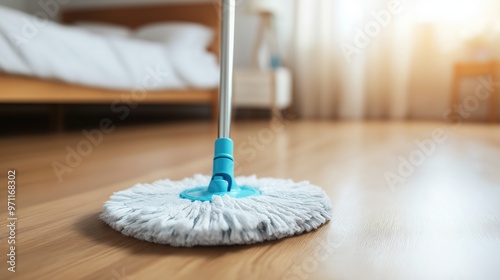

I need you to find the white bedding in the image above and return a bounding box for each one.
[0,6,219,90]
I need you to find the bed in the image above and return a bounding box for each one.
[0,2,221,131]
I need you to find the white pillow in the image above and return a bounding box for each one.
[134,22,214,50]
[74,21,131,37]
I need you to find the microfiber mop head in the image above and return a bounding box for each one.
[101,175,331,247]
[101,0,331,247]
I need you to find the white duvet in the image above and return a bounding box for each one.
[0,6,219,90]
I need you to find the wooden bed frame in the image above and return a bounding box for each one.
[0,2,221,130]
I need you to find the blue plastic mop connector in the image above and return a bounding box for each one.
[180,138,260,202]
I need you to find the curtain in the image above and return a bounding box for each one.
[289,0,500,120]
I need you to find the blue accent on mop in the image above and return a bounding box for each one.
[180,138,260,202]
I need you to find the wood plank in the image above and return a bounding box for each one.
[1,121,499,280]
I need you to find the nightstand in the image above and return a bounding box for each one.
[233,67,292,118]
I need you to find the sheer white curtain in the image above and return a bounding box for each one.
[289,0,500,120]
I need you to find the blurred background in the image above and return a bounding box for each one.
[1,0,500,135]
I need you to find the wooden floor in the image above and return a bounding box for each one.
[1,121,500,280]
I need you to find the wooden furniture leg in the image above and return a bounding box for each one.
[489,65,497,123]
[451,65,460,117]
[50,104,65,133]
[211,89,219,125]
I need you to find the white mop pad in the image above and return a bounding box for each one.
[101,175,332,247]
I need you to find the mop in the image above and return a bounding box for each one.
[101,0,332,247]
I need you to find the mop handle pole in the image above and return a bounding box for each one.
[218,0,235,139]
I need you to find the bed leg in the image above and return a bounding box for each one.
[211,89,219,125]
[50,104,65,133]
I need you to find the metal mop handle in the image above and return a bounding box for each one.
[218,0,235,139]
[180,0,262,200]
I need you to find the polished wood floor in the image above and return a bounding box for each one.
[1,121,499,280]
